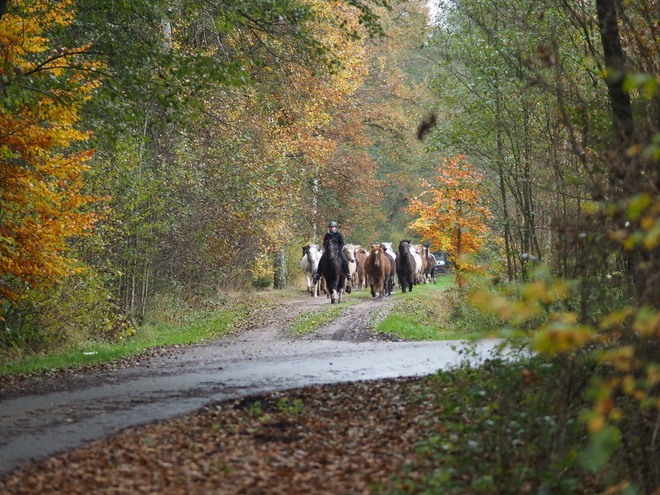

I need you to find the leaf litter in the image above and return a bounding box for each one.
[0,377,440,494]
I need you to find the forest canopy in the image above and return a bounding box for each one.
[0,0,433,332]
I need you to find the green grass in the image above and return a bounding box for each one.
[374,275,468,340]
[377,314,461,340]
[0,301,252,376]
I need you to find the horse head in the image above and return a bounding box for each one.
[306,244,319,263]
[370,244,383,266]
[399,240,411,256]
[343,244,356,262]
[325,238,339,260]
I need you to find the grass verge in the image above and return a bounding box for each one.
[375,275,465,340]
[0,295,264,377]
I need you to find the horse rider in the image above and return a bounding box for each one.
[314,221,352,283]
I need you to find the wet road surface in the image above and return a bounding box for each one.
[0,332,504,474]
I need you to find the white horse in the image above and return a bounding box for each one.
[410,244,424,284]
[381,242,397,264]
[300,244,322,297]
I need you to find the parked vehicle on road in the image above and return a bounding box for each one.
[433,252,451,273]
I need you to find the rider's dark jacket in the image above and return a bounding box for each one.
[323,230,345,252]
[318,229,349,275]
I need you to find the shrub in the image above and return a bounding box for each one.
[252,276,272,289]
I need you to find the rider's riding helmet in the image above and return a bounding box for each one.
[328,221,337,228]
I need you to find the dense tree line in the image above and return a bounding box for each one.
[0,0,431,346]
[417,0,659,489]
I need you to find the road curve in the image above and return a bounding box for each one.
[0,333,505,474]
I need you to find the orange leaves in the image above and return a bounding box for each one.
[0,0,105,312]
[407,155,492,270]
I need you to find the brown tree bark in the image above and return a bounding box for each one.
[0,0,8,21]
[595,0,634,144]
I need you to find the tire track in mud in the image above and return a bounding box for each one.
[311,297,404,342]
[244,291,405,342]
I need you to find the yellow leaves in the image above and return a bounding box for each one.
[597,346,635,372]
[598,306,636,331]
[604,195,660,250]
[0,0,76,66]
[631,305,660,336]
[0,0,106,312]
[471,291,541,326]
[521,278,572,304]
[532,318,595,356]
[471,276,576,333]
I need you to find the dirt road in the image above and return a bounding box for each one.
[0,293,502,475]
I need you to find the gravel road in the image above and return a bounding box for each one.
[0,293,502,475]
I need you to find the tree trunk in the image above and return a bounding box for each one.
[0,0,9,21]
[273,251,286,289]
[595,0,634,144]
[495,78,514,282]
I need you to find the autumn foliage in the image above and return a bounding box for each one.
[0,0,103,314]
[407,155,492,271]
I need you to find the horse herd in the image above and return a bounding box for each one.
[300,240,438,303]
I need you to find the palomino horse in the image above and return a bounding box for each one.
[343,244,358,292]
[364,244,392,298]
[414,244,429,283]
[320,238,345,304]
[300,244,322,297]
[396,240,417,293]
[343,244,357,294]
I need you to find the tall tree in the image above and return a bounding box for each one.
[0,0,104,315]
[407,155,492,272]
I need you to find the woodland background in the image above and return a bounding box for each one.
[0,0,438,345]
[2,0,660,491]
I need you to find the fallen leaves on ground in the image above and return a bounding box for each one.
[0,377,439,494]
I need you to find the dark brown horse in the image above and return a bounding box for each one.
[320,238,345,303]
[422,243,437,284]
[365,244,392,298]
[396,240,416,293]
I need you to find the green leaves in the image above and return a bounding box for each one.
[578,425,622,473]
